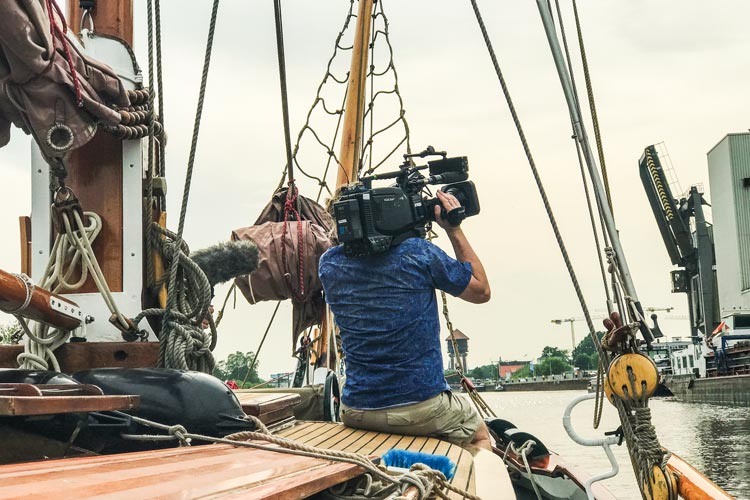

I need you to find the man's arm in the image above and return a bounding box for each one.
[434,191,491,304]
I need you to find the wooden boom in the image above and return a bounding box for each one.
[0,269,81,330]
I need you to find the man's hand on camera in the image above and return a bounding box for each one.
[434,190,461,232]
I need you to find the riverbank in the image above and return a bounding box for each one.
[500,378,589,391]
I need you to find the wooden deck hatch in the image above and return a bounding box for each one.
[233,390,301,428]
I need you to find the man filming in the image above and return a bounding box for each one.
[319,190,492,451]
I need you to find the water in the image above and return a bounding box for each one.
[481,390,750,500]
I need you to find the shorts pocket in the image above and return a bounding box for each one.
[385,397,442,427]
[341,407,365,424]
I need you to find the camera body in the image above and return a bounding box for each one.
[333,149,480,257]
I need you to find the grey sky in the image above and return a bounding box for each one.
[1,1,748,378]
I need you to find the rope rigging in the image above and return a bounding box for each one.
[116,411,480,500]
[157,0,220,372]
[469,1,676,498]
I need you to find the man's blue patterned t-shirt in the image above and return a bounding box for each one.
[319,237,472,409]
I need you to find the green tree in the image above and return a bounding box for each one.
[537,356,571,376]
[574,353,591,370]
[541,346,569,360]
[571,331,605,360]
[589,352,600,369]
[213,351,263,387]
[467,364,498,380]
[511,365,532,379]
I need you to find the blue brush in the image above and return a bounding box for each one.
[381,449,457,480]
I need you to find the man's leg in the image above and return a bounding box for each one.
[470,421,492,451]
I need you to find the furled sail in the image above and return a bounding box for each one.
[232,188,333,346]
[0,0,129,159]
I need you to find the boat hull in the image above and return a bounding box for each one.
[664,373,750,405]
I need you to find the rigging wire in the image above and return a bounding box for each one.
[552,0,611,428]
[241,301,282,387]
[552,0,612,313]
[467,0,599,351]
[161,0,220,370]
[273,0,296,187]
[571,0,613,215]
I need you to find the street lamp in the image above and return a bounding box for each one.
[551,318,577,352]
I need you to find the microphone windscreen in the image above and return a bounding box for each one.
[191,240,259,286]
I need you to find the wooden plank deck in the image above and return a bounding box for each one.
[0,444,364,500]
[278,422,476,499]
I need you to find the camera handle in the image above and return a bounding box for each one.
[445,206,466,227]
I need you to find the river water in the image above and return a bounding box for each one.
[480,390,750,500]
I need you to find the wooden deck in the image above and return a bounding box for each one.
[0,443,364,499]
[278,421,476,499]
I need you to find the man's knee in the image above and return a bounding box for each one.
[470,421,492,451]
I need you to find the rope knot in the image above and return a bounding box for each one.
[168,425,191,446]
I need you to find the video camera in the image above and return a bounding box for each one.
[333,146,480,257]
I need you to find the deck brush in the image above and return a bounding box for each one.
[380,449,456,480]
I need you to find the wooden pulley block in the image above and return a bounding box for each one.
[606,353,658,402]
[643,465,678,500]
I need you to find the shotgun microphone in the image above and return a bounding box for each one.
[190,240,259,287]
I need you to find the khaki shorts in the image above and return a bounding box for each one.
[340,391,482,446]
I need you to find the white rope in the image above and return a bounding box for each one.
[514,440,543,500]
[18,210,130,370]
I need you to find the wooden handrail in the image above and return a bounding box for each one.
[667,453,734,500]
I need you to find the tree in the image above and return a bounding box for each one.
[213,351,263,387]
[537,356,571,376]
[467,364,498,380]
[589,352,600,370]
[511,365,532,379]
[571,331,605,360]
[541,346,569,360]
[574,353,591,370]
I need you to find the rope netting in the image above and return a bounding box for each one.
[277,0,413,205]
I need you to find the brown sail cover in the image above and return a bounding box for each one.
[233,189,333,347]
[0,0,129,160]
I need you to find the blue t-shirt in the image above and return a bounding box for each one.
[318,237,472,409]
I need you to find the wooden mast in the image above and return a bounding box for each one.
[62,1,134,295]
[336,0,373,187]
[314,0,373,372]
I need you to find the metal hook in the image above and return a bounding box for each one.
[80,9,95,34]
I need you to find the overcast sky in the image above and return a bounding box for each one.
[1,1,748,378]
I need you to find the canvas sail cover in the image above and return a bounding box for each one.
[233,189,334,347]
[0,0,129,160]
